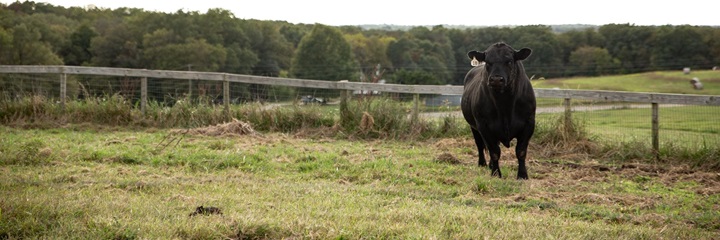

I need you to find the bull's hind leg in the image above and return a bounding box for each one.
[470,129,487,166]
[514,145,529,180]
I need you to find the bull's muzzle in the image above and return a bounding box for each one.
[489,76,505,88]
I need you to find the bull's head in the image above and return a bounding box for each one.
[468,42,531,93]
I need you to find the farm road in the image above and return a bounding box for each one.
[420,103,686,118]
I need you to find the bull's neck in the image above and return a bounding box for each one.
[491,88,516,103]
[491,90,517,121]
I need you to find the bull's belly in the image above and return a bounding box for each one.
[483,124,525,148]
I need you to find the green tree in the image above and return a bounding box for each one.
[599,24,654,73]
[387,37,419,71]
[89,21,140,68]
[696,26,720,66]
[567,46,619,76]
[279,23,311,48]
[8,23,62,65]
[344,33,394,77]
[223,43,259,74]
[558,28,604,65]
[242,20,293,77]
[60,24,97,66]
[386,26,455,85]
[0,27,13,64]
[290,24,357,81]
[510,25,563,78]
[650,25,711,70]
[23,12,77,53]
[142,37,227,71]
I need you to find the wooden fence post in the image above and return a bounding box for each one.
[652,102,660,160]
[141,77,147,115]
[412,94,419,125]
[563,98,571,126]
[59,73,67,110]
[338,80,350,127]
[188,79,192,100]
[223,74,230,122]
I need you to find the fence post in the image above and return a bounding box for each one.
[652,102,659,160]
[412,94,420,125]
[188,79,192,100]
[223,74,230,122]
[338,80,350,127]
[60,73,67,110]
[141,77,147,115]
[563,98,571,126]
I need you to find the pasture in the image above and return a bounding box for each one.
[1,69,719,238]
[1,124,719,239]
[532,70,720,95]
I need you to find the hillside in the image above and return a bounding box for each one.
[532,70,720,95]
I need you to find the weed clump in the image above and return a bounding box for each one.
[0,139,53,165]
[533,113,597,160]
[436,152,461,164]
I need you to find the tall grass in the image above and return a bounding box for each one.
[0,94,465,140]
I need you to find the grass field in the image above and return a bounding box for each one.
[532,70,720,95]
[1,125,719,239]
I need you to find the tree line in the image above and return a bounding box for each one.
[1,1,719,100]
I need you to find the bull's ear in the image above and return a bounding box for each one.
[467,51,485,61]
[514,48,532,61]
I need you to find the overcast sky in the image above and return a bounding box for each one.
[6,0,719,26]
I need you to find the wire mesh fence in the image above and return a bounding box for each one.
[1,66,719,151]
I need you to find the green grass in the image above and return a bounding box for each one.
[1,126,718,239]
[532,70,720,95]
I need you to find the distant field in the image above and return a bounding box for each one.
[532,70,720,95]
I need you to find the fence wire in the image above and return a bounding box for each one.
[1,72,718,149]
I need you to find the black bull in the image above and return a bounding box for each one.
[461,42,536,179]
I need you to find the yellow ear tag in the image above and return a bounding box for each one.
[471,56,480,67]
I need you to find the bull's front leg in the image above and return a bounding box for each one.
[487,143,502,178]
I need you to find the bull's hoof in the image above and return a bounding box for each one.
[491,169,502,178]
[516,173,529,180]
[478,160,487,167]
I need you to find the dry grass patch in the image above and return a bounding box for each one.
[173,118,257,136]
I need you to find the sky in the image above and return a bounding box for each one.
[5,0,719,26]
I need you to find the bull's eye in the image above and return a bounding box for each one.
[507,61,513,66]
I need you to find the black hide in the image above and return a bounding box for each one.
[461,42,536,179]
